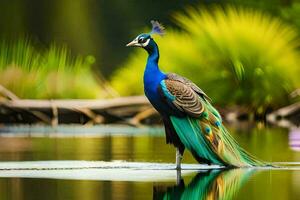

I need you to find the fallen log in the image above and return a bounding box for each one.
[0,96,159,125]
[1,96,149,109]
[267,102,300,127]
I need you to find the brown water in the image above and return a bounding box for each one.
[0,125,299,200]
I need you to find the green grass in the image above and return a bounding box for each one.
[111,6,300,113]
[0,39,103,99]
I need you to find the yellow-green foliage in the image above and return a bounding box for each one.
[0,39,102,99]
[111,6,300,111]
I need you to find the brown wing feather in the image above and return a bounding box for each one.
[167,73,212,102]
[164,79,204,118]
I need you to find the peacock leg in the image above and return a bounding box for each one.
[176,148,182,170]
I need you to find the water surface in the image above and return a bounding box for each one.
[0,125,299,200]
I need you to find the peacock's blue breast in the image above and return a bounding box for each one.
[143,69,169,114]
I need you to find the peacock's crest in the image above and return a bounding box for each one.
[150,20,165,36]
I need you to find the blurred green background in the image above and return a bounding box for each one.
[0,0,299,113]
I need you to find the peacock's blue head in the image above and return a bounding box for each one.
[126,20,165,52]
[126,33,152,48]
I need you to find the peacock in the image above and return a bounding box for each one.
[126,20,269,168]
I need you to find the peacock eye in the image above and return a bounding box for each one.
[138,38,146,43]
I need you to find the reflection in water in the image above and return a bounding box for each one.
[154,169,255,200]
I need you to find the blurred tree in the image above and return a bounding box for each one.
[111,6,300,112]
[0,0,298,77]
[0,0,202,76]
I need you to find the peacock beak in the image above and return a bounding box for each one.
[126,39,140,47]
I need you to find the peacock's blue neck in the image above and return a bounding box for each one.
[146,41,160,64]
[143,39,177,115]
[143,40,165,85]
[143,40,166,112]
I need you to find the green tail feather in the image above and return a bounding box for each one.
[170,101,269,167]
[170,116,225,165]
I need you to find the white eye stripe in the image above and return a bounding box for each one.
[142,39,150,47]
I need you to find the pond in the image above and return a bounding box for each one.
[0,124,299,200]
